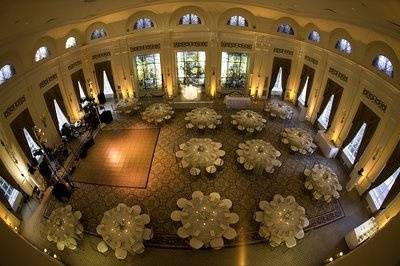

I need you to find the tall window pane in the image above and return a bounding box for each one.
[0,64,16,85]
[343,123,367,164]
[103,71,114,98]
[54,99,70,131]
[369,167,400,210]
[176,51,206,88]
[298,76,309,105]
[221,52,249,90]
[135,53,162,91]
[0,177,18,206]
[317,95,334,129]
[23,128,42,162]
[271,67,283,96]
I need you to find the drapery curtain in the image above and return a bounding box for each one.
[367,142,400,209]
[43,84,70,133]
[268,57,291,99]
[341,102,380,165]
[71,69,87,103]
[296,65,315,107]
[10,108,37,164]
[316,79,343,128]
[94,60,116,98]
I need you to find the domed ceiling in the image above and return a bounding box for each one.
[0,0,399,43]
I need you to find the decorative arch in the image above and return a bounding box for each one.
[169,6,209,27]
[365,41,399,81]
[329,28,354,57]
[303,23,322,43]
[272,17,299,38]
[64,29,82,49]
[85,22,109,42]
[33,36,56,63]
[219,8,256,29]
[126,11,158,32]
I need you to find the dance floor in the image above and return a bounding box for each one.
[45,103,350,248]
[73,128,159,188]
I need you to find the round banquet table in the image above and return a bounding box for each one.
[176,138,225,176]
[96,203,153,260]
[255,194,309,248]
[264,100,294,120]
[171,191,239,249]
[185,107,222,130]
[231,110,266,133]
[304,164,342,202]
[46,205,83,251]
[236,139,282,175]
[281,127,317,154]
[141,103,174,124]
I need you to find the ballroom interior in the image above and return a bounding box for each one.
[0,1,400,265]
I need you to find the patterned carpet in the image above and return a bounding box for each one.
[44,101,346,248]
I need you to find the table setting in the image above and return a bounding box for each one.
[304,164,342,202]
[281,127,317,154]
[185,107,222,130]
[141,103,174,124]
[46,205,83,251]
[264,100,294,120]
[176,138,225,176]
[114,97,141,115]
[236,139,282,175]
[255,194,309,248]
[171,191,239,249]
[96,203,153,260]
[231,110,266,133]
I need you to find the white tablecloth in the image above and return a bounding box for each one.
[171,191,239,249]
[224,96,251,109]
[255,195,309,248]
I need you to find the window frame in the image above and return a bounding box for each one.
[176,51,206,88]
[308,31,320,43]
[135,53,163,91]
[133,17,154,30]
[220,51,249,91]
[178,13,202,25]
[34,46,51,62]
[277,24,294,35]
[372,55,394,78]
[227,15,248,27]
[90,28,107,40]
[65,36,78,49]
[335,38,352,55]
[0,64,16,85]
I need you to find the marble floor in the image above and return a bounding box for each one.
[20,100,370,266]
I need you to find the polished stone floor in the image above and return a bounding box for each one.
[21,100,370,266]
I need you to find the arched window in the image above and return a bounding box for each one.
[34,46,50,62]
[0,64,16,85]
[335,39,352,54]
[372,55,394,78]
[277,24,294,35]
[65,37,77,49]
[227,16,248,27]
[134,17,154,30]
[179,13,201,25]
[90,28,107,40]
[308,31,320,43]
